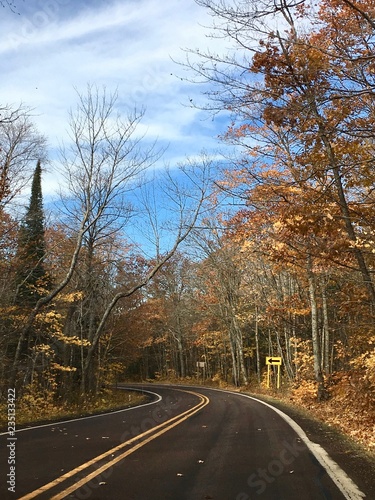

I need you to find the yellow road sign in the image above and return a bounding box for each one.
[266,356,282,365]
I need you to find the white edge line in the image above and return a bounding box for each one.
[208,387,366,500]
[0,388,162,435]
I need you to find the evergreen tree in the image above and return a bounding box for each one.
[15,160,48,306]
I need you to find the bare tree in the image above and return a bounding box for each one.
[9,86,213,394]
[9,85,159,387]
[0,104,26,124]
[56,85,162,357]
[80,155,213,392]
[0,106,46,209]
[59,85,162,236]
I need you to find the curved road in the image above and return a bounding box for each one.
[0,385,369,499]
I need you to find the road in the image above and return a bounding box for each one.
[0,385,369,499]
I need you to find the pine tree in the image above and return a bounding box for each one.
[15,160,48,306]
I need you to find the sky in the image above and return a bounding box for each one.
[0,0,232,200]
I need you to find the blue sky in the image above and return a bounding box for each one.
[0,0,232,199]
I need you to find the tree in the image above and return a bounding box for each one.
[186,0,375,398]
[190,218,249,386]
[142,252,198,379]
[8,84,158,387]
[79,156,212,392]
[8,86,212,393]
[57,85,161,367]
[189,0,375,298]
[0,107,46,209]
[15,160,49,306]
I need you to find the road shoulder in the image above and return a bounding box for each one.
[245,392,375,499]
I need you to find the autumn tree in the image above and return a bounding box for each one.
[139,252,199,379]
[187,0,375,398]
[191,0,375,300]
[3,161,54,390]
[190,217,249,386]
[0,211,18,386]
[0,104,45,386]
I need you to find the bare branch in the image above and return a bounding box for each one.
[81,154,214,386]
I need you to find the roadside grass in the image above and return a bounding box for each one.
[0,387,146,430]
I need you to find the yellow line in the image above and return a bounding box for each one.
[51,393,209,500]
[19,390,209,500]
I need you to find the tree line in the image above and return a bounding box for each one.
[128,0,375,412]
[1,1,375,425]
[0,88,211,401]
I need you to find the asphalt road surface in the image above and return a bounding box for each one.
[0,385,370,499]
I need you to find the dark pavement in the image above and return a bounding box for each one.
[0,385,369,499]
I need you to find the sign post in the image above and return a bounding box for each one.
[196,361,206,381]
[265,356,282,389]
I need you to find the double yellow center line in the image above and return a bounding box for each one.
[19,390,209,500]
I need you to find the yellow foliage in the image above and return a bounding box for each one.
[35,310,64,337]
[41,310,63,324]
[290,337,315,381]
[61,291,84,303]
[52,331,91,347]
[32,344,54,357]
[16,379,59,421]
[99,362,125,385]
[50,362,77,372]
[290,379,317,404]
[349,338,375,394]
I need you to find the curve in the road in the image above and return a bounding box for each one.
[206,387,366,500]
[0,388,162,436]
[17,388,209,500]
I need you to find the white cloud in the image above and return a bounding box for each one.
[0,0,231,199]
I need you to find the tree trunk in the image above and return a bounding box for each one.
[255,306,261,384]
[321,281,330,377]
[232,315,248,385]
[307,255,327,400]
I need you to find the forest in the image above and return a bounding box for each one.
[0,0,375,451]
